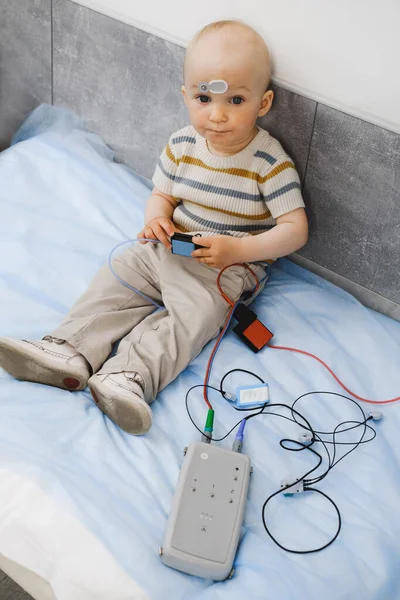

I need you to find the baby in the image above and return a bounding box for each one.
[0,20,308,435]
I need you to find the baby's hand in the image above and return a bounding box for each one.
[192,235,244,269]
[138,217,176,249]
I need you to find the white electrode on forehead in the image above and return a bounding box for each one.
[198,80,228,94]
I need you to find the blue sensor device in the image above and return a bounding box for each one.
[171,233,202,257]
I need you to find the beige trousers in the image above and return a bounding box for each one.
[52,242,266,402]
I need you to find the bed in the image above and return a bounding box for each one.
[0,104,399,600]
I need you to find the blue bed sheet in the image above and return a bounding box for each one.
[0,105,400,600]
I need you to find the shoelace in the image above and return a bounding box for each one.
[42,335,65,345]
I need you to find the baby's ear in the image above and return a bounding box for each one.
[181,85,188,106]
[258,89,274,117]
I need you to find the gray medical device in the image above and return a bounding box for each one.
[160,441,251,580]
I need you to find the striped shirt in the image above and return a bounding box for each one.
[152,125,305,237]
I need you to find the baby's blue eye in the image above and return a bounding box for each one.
[197,95,210,103]
[230,96,244,105]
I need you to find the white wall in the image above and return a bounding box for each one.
[71,0,400,133]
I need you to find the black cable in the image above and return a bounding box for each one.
[305,419,374,486]
[291,391,368,435]
[219,368,265,400]
[242,403,341,553]
[185,384,266,442]
[290,392,375,486]
[300,421,376,489]
[311,424,376,445]
[264,410,335,474]
[261,484,342,554]
[185,375,377,554]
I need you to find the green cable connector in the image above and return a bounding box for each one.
[201,409,215,443]
[204,409,215,432]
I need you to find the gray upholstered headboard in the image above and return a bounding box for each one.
[1,0,399,320]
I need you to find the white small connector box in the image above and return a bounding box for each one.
[236,383,269,409]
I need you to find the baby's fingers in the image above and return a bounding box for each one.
[192,247,212,258]
[138,226,155,244]
[153,223,171,248]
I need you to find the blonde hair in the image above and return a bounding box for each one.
[184,20,271,88]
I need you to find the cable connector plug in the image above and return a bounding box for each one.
[232,419,246,453]
[280,478,304,496]
[368,411,383,421]
[298,432,313,446]
[201,409,214,443]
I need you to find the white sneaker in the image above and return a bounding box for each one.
[88,372,152,435]
[0,336,91,391]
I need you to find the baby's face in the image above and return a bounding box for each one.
[182,29,273,153]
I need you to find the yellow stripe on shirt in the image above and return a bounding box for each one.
[166,144,179,166]
[183,198,272,221]
[178,156,295,183]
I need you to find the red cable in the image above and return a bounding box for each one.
[268,343,400,405]
[203,263,261,408]
[207,264,399,407]
[216,262,260,306]
[203,304,236,409]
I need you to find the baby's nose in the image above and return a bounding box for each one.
[209,105,227,122]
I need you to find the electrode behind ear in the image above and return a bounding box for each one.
[198,80,228,94]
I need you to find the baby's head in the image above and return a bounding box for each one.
[182,21,273,153]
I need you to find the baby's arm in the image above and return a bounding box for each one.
[138,187,179,249]
[192,207,308,269]
[238,207,308,262]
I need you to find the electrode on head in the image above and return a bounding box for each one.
[198,80,229,94]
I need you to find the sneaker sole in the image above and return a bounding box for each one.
[0,338,89,391]
[89,377,152,435]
